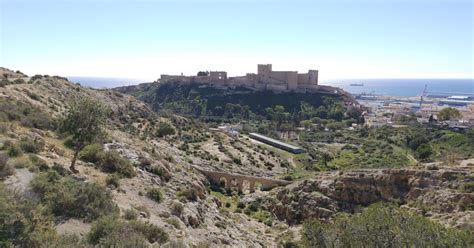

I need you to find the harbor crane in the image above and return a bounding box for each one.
[419,84,428,108]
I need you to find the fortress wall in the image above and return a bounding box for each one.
[246,73,258,85]
[287,72,298,90]
[192,76,211,84]
[160,64,318,90]
[210,71,227,82]
[229,76,254,86]
[161,75,191,84]
[298,84,319,90]
[298,73,310,84]
[254,83,267,90]
[269,71,295,83]
[266,84,288,91]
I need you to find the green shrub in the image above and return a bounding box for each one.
[0,152,13,179]
[63,136,75,149]
[147,187,164,203]
[232,157,242,165]
[0,183,58,247]
[177,188,199,202]
[13,78,26,84]
[19,138,44,154]
[301,203,473,248]
[30,170,62,194]
[128,220,169,243]
[0,99,52,130]
[149,165,171,181]
[416,144,433,160]
[51,163,70,176]
[98,151,136,178]
[243,208,252,215]
[462,181,474,193]
[5,141,22,157]
[105,173,120,189]
[263,219,273,226]
[87,215,124,245]
[78,143,103,163]
[0,123,9,134]
[44,234,84,248]
[31,171,118,221]
[9,156,33,169]
[0,80,8,87]
[98,231,148,248]
[25,90,41,101]
[171,201,184,216]
[156,122,175,138]
[123,208,139,220]
[252,210,273,226]
[165,217,181,229]
[88,215,168,246]
[28,154,48,171]
[20,111,54,130]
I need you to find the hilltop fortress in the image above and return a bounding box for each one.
[160,64,327,93]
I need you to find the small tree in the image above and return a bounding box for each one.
[438,107,461,121]
[197,71,209,76]
[155,122,175,138]
[416,143,433,160]
[60,98,109,173]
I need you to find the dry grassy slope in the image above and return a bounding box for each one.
[0,70,290,247]
[3,69,470,246]
[1,67,27,78]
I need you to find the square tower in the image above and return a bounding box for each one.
[258,64,272,74]
[258,64,272,82]
[308,70,318,85]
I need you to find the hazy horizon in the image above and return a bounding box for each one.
[1,0,473,80]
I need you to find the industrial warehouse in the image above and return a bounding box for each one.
[249,133,305,154]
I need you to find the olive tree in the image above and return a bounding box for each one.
[60,98,109,173]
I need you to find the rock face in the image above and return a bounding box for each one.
[259,166,474,228]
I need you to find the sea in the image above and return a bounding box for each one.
[67,76,146,89]
[69,77,474,97]
[326,79,474,97]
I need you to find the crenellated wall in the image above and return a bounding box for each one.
[159,64,319,92]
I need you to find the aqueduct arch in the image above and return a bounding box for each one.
[193,167,291,193]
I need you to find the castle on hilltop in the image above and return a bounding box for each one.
[160,64,320,92]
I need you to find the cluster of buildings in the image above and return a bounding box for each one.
[362,97,474,129]
[160,64,322,92]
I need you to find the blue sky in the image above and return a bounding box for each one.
[1,0,472,80]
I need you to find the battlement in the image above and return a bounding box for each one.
[160,64,319,92]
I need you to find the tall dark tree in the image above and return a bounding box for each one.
[197,71,209,76]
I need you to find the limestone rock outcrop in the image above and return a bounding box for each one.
[258,166,474,228]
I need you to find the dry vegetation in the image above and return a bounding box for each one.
[0,69,472,247]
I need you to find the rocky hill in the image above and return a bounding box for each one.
[114,81,356,120]
[0,68,472,247]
